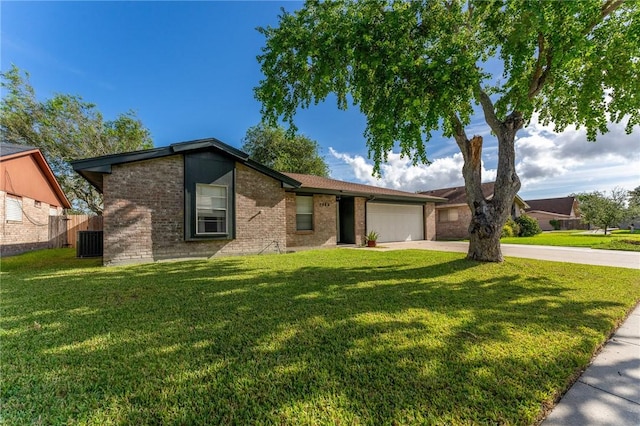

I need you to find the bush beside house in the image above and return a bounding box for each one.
[515,215,543,237]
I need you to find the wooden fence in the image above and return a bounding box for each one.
[557,218,589,231]
[48,215,103,248]
[48,216,68,248]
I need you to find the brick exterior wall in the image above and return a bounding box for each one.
[0,190,63,256]
[354,197,366,246]
[435,201,527,239]
[424,202,437,241]
[528,211,564,231]
[286,193,337,248]
[436,205,472,240]
[102,156,287,266]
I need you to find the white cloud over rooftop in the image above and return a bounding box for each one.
[329,117,639,199]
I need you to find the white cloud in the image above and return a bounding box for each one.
[329,117,639,199]
[515,117,640,196]
[329,147,496,192]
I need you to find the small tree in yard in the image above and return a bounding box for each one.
[628,186,640,220]
[256,0,639,262]
[575,188,629,235]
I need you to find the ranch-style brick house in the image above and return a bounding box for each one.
[1,142,71,256]
[524,196,581,231]
[72,138,445,266]
[420,182,529,240]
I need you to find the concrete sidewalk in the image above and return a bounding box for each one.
[377,240,640,269]
[542,305,640,425]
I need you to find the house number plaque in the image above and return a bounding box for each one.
[319,202,331,207]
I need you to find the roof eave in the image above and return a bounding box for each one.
[288,186,444,203]
[515,195,530,209]
[0,148,41,161]
[30,150,72,208]
[71,138,302,193]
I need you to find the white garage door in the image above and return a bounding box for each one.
[366,203,424,243]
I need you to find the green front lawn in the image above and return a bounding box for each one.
[501,230,640,251]
[2,249,639,425]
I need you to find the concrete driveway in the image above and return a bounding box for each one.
[377,241,640,269]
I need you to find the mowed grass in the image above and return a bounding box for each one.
[1,249,639,425]
[501,230,640,251]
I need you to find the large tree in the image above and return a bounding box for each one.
[255,0,639,262]
[574,188,629,234]
[628,186,640,218]
[242,123,330,177]
[1,65,153,213]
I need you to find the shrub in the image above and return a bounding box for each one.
[549,219,561,230]
[502,224,515,238]
[502,217,520,238]
[516,215,542,237]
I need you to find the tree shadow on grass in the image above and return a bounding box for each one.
[1,250,636,424]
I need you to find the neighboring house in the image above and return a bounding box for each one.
[1,142,71,256]
[524,196,581,231]
[419,182,529,240]
[71,138,445,266]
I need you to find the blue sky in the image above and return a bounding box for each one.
[2,1,638,200]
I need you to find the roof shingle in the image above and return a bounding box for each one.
[283,173,445,202]
[419,182,496,205]
[0,142,38,158]
[525,197,576,216]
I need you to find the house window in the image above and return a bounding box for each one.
[296,196,313,231]
[439,208,459,222]
[6,196,22,222]
[196,184,227,235]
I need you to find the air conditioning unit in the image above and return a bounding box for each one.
[76,231,103,258]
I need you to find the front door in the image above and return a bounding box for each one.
[337,197,355,244]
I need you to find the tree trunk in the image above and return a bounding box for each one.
[468,220,504,261]
[460,134,517,262]
[452,109,523,262]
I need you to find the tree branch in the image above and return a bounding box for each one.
[584,0,624,36]
[601,0,624,20]
[528,1,624,100]
[477,88,502,134]
[528,33,553,99]
[449,112,468,147]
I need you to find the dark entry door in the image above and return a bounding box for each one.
[338,197,355,244]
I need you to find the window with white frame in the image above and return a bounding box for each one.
[439,208,459,222]
[6,196,22,222]
[196,184,227,234]
[296,196,314,231]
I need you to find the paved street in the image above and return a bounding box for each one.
[378,240,640,269]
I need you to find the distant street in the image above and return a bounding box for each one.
[378,241,640,270]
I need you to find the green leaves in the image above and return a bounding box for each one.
[0,65,153,213]
[574,187,631,233]
[256,0,639,167]
[241,123,330,177]
[257,0,487,174]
